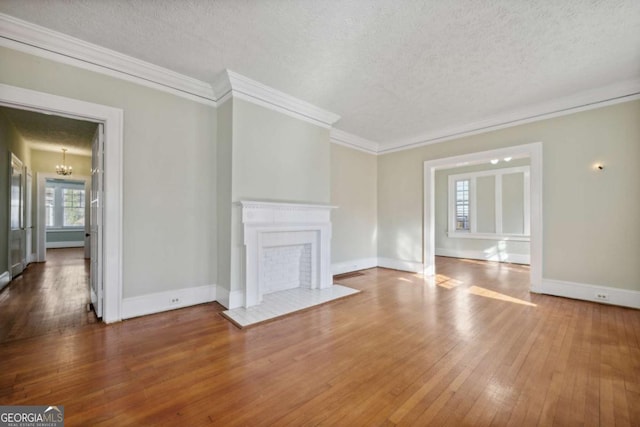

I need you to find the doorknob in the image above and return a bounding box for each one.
[85,233,90,237]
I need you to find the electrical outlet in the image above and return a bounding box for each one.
[170,297,180,304]
[595,293,609,301]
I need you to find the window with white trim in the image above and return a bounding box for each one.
[455,179,470,231]
[448,166,530,241]
[45,179,85,229]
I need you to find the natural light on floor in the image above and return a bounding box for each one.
[434,274,463,289]
[468,285,536,307]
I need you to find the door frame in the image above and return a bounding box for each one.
[8,153,25,278]
[36,174,90,260]
[422,142,543,291]
[25,167,33,265]
[0,83,123,323]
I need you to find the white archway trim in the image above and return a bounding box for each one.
[0,83,123,323]
[423,142,543,290]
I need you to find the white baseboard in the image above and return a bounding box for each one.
[121,284,217,319]
[217,286,230,309]
[377,257,424,273]
[435,248,530,265]
[0,271,10,292]
[46,241,84,249]
[533,278,640,310]
[332,257,378,275]
[215,286,245,310]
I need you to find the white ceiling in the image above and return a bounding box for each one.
[0,107,96,156]
[1,0,638,149]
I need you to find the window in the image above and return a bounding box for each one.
[45,180,85,229]
[447,166,530,240]
[455,179,470,231]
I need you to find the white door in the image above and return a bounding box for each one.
[25,169,33,266]
[90,124,104,318]
[9,154,25,278]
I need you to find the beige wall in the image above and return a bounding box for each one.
[0,46,217,298]
[331,144,377,263]
[231,98,331,203]
[435,158,530,259]
[216,100,233,299]
[379,100,640,291]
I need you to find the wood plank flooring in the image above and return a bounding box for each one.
[0,256,638,426]
[0,248,96,343]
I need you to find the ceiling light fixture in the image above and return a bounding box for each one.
[490,159,499,165]
[503,157,512,162]
[56,148,72,176]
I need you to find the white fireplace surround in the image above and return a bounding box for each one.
[241,201,335,308]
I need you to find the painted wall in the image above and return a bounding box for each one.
[378,100,640,291]
[231,98,331,203]
[331,144,377,264]
[0,46,217,299]
[46,230,84,245]
[0,109,31,274]
[435,159,530,262]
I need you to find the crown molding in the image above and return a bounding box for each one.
[330,128,379,155]
[0,13,216,106]
[378,78,640,154]
[212,69,340,128]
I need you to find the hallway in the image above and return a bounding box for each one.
[0,248,97,343]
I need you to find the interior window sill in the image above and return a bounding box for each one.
[447,232,530,242]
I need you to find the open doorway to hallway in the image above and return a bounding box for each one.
[0,105,101,334]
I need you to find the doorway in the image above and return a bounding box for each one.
[423,142,543,291]
[0,83,123,322]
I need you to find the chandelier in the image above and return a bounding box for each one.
[56,148,72,176]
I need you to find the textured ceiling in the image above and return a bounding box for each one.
[0,0,638,147]
[1,107,96,156]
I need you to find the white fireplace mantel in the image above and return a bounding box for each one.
[240,201,336,308]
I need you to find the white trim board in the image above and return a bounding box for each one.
[0,83,124,324]
[435,248,530,265]
[121,284,217,319]
[379,80,640,154]
[332,258,378,275]
[377,258,424,274]
[0,271,10,292]
[213,69,341,129]
[330,129,379,155]
[215,286,245,310]
[46,241,84,249]
[533,279,640,310]
[0,13,216,106]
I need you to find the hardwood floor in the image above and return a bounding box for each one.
[0,248,97,343]
[1,256,638,426]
